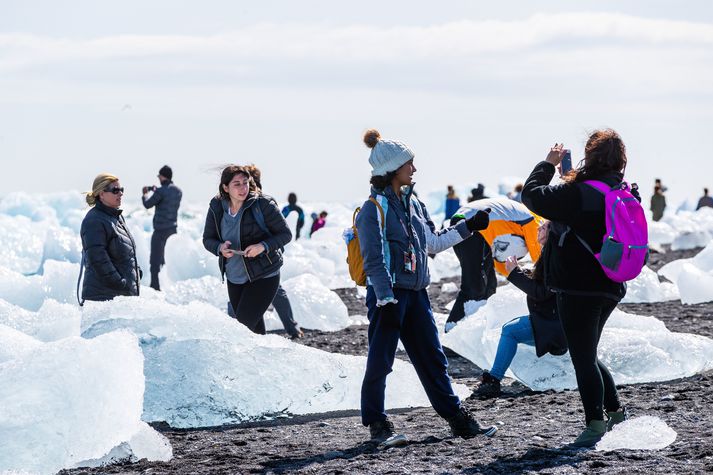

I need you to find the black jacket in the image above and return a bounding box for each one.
[142,181,183,231]
[521,161,626,301]
[202,194,292,282]
[507,267,567,357]
[80,201,141,301]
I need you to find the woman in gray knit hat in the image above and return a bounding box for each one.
[355,129,497,447]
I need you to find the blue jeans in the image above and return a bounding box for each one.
[489,316,535,381]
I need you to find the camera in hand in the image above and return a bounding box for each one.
[142,185,157,194]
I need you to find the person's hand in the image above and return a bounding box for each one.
[504,255,519,275]
[545,143,565,166]
[244,243,266,258]
[466,209,491,232]
[378,302,401,330]
[220,241,235,258]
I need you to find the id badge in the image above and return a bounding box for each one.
[403,248,417,274]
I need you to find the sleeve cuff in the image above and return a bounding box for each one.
[376,297,398,307]
[261,240,270,253]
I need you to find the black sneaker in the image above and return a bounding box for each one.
[447,407,498,438]
[369,419,395,443]
[290,329,304,340]
[473,371,501,399]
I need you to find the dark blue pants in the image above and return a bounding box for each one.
[149,227,176,291]
[361,286,461,426]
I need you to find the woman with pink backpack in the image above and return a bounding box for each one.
[521,129,645,448]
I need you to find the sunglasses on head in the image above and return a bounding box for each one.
[105,187,124,195]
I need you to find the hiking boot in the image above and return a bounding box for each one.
[606,406,628,431]
[473,371,501,399]
[290,329,304,340]
[446,407,498,438]
[571,419,607,448]
[369,419,395,443]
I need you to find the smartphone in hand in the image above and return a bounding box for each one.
[561,149,572,174]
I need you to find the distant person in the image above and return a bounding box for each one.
[310,211,328,236]
[474,220,567,398]
[142,165,183,291]
[444,185,460,220]
[468,183,488,202]
[356,128,496,447]
[202,165,292,335]
[696,188,713,210]
[282,193,305,240]
[445,197,543,332]
[521,130,632,448]
[244,164,304,339]
[508,183,524,202]
[655,178,667,193]
[650,185,666,221]
[78,173,141,303]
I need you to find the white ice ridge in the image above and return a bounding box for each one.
[659,240,713,304]
[80,297,470,428]
[0,328,171,474]
[596,416,677,451]
[440,285,713,391]
[621,266,679,303]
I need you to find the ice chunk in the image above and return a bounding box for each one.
[440,285,713,391]
[429,248,462,283]
[0,260,81,311]
[80,297,470,428]
[596,416,677,451]
[75,422,172,469]
[0,330,170,474]
[670,231,711,251]
[648,220,676,246]
[621,266,679,303]
[441,282,458,293]
[0,298,80,342]
[281,274,350,331]
[676,263,713,304]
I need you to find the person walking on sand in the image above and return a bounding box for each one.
[142,165,182,291]
[202,165,292,335]
[356,128,497,447]
[521,129,633,447]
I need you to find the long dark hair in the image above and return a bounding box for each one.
[370,171,396,190]
[565,129,627,183]
[217,165,259,200]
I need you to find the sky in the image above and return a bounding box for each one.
[1,0,713,208]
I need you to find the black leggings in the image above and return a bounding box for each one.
[557,293,621,423]
[227,274,280,335]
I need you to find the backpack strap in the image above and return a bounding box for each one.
[251,200,271,236]
[76,250,86,307]
[368,196,386,231]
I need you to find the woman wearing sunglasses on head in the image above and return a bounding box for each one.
[79,173,141,302]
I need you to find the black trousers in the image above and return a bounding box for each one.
[149,227,177,291]
[226,284,301,336]
[227,274,281,335]
[446,233,496,324]
[557,293,621,423]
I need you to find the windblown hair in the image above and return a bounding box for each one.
[565,129,627,183]
[217,165,258,200]
[243,164,262,190]
[85,173,119,206]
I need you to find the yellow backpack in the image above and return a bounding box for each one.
[347,197,385,286]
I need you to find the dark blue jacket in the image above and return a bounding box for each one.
[80,201,141,301]
[142,181,183,231]
[202,193,292,282]
[355,185,471,302]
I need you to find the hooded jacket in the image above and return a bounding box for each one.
[521,161,627,301]
[202,193,292,282]
[356,184,471,302]
[80,201,141,301]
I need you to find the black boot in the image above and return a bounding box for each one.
[369,419,395,443]
[447,407,497,438]
[473,371,501,399]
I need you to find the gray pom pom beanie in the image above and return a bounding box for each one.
[368,139,415,176]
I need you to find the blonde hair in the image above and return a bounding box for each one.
[85,173,119,206]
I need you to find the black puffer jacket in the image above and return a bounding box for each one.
[142,181,183,231]
[521,161,626,301]
[202,193,292,282]
[507,266,567,357]
[80,201,141,301]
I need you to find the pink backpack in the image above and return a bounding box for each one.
[575,180,649,282]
